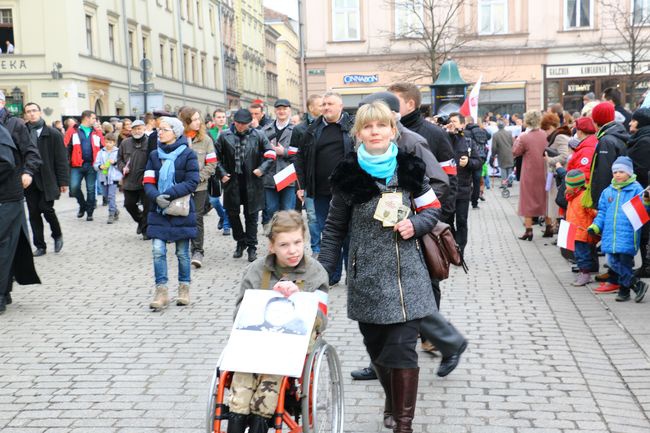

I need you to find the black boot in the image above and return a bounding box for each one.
[635,242,650,277]
[247,414,271,433]
[233,240,245,258]
[226,413,248,433]
[391,368,419,433]
[373,363,396,429]
[247,247,257,263]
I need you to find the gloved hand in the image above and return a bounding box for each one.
[156,194,171,209]
[587,224,599,236]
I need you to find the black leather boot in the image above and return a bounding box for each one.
[247,414,271,433]
[391,368,419,433]
[233,240,245,258]
[226,413,248,433]
[373,364,396,429]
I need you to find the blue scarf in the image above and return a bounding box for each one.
[157,142,188,194]
[357,142,398,184]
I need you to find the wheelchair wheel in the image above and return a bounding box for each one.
[501,188,510,198]
[301,340,344,433]
[206,367,231,433]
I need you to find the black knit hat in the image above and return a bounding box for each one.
[633,107,650,129]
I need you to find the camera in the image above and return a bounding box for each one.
[435,114,450,126]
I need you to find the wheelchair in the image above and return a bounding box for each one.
[206,337,344,433]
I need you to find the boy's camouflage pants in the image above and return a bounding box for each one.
[229,372,283,417]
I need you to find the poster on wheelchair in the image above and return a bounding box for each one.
[220,289,318,378]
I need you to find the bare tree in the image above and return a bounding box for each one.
[593,1,650,104]
[380,0,471,83]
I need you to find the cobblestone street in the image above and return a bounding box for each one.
[3,186,650,433]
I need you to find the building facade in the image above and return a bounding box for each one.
[264,25,280,107]
[234,0,266,105]
[265,8,301,110]
[302,0,650,116]
[0,0,227,122]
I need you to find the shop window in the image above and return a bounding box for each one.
[564,0,591,29]
[0,9,14,54]
[394,0,424,37]
[634,0,650,25]
[478,0,507,35]
[332,0,360,41]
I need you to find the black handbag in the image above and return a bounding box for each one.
[207,174,222,197]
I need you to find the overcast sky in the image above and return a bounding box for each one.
[263,0,299,20]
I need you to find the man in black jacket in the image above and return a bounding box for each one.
[602,87,632,131]
[627,108,650,277]
[23,102,69,256]
[464,122,490,209]
[216,109,275,262]
[295,92,353,285]
[0,109,41,314]
[388,82,458,224]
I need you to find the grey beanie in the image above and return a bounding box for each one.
[160,116,184,138]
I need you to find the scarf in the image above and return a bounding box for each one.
[357,142,398,184]
[612,174,637,190]
[157,142,188,194]
[231,124,249,174]
[27,118,45,143]
[185,129,197,141]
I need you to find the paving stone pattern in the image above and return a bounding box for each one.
[1,187,650,432]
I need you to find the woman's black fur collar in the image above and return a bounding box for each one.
[329,150,426,204]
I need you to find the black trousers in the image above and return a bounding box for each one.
[227,174,259,248]
[25,186,62,250]
[191,190,208,254]
[451,198,470,255]
[359,320,420,369]
[123,189,149,233]
[471,169,482,206]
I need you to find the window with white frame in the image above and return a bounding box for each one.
[564,0,591,28]
[108,23,116,61]
[332,0,360,41]
[85,14,94,55]
[394,0,424,37]
[478,0,507,35]
[634,0,650,25]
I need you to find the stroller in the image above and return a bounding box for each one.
[500,169,517,198]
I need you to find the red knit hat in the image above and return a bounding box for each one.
[591,102,615,126]
[574,117,596,134]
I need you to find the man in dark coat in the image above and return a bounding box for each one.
[388,82,458,224]
[490,121,514,182]
[628,108,650,277]
[0,115,41,314]
[216,108,275,262]
[602,87,632,131]
[294,92,354,285]
[464,122,490,209]
[588,102,629,209]
[23,102,69,256]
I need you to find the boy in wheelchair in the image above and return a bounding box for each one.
[227,210,330,433]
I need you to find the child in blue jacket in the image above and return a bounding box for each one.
[588,156,650,302]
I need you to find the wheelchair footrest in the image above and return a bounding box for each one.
[213,403,230,420]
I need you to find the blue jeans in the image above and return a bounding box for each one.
[574,241,593,271]
[305,197,320,253]
[70,162,97,215]
[208,195,230,230]
[102,183,118,215]
[607,253,635,288]
[152,238,191,285]
[314,194,349,284]
[263,187,296,224]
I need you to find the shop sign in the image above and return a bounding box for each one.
[546,64,609,78]
[307,69,325,76]
[343,74,379,84]
[0,59,27,71]
[611,62,650,75]
[41,92,59,98]
[567,83,592,92]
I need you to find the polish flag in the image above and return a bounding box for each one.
[264,150,277,160]
[315,290,328,316]
[622,195,650,231]
[440,159,457,175]
[273,163,298,191]
[287,146,298,156]
[413,189,441,212]
[143,170,156,184]
[205,152,217,164]
[557,220,577,251]
[459,75,482,123]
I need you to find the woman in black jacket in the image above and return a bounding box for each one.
[319,101,440,432]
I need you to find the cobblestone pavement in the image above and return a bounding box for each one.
[2,186,650,433]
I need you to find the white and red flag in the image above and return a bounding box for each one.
[413,189,441,212]
[459,75,482,123]
[273,163,298,191]
[440,158,457,176]
[143,169,156,185]
[315,290,328,316]
[557,220,577,251]
[622,195,650,231]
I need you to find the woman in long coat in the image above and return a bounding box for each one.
[512,111,548,240]
[541,112,571,237]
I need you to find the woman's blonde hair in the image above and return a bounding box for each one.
[268,210,306,242]
[352,100,397,137]
[523,110,542,129]
[179,106,207,142]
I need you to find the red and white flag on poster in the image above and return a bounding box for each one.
[557,219,577,251]
[273,163,298,191]
[459,75,482,123]
[622,195,650,231]
[315,290,328,316]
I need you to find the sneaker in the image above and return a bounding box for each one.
[114,209,119,220]
[77,208,85,218]
[479,195,486,201]
[222,227,231,236]
[86,215,94,222]
[572,272,592,286]
[634,280,648,303]
[191,252,203,268]
[594,282,620,293]
[107,215,115,224]
[218,219,224,230]
[615,292,631,302]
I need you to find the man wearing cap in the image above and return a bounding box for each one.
[261,99,296,231]
[117,119,151,239]
[586,102,629,209]
[216,108,275,262]
[23,102,69,256]
[628,107,650,277]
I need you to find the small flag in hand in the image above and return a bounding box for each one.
[273,163,298,191]
[557,219,577,251]
[622,195,650,231]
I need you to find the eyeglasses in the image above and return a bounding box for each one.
[25,109,40,114]
[159,128,174,133]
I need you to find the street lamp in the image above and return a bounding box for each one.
[51,62,63,80]
[11,86,23,104]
